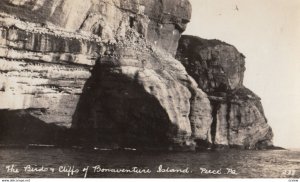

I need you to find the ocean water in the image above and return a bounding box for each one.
[0,148,299,178]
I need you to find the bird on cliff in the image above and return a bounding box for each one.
[235,5,239,11]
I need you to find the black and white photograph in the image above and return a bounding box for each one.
[0,0,299,180]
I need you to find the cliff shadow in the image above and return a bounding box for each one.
[72,61,177,150]
[0,109,73,147]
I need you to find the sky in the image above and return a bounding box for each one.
[185,0,300,149]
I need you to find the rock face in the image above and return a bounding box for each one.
[176,35,273,149]
[0,0,192,124]
[71,32,213,149]
[0,1,273,150]
[0,0,214,149]
[176,36,245,93]
[0,0,191,55]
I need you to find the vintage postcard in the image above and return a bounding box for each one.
[0,0,299,180]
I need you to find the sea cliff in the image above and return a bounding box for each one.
[0,0,273,150]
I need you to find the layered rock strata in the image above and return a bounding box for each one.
[176,35,273,149]
[0,0,214,149]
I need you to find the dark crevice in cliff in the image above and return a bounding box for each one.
[92,24,103,37]
[78,13,91,30]
[129,16,135,28]
[186,86,196,138]
[210,100,220,144]
[174,24,184,33]
[236,104,242,134]
[226,99,232,143]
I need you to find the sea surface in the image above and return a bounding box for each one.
[0,148,299,178]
